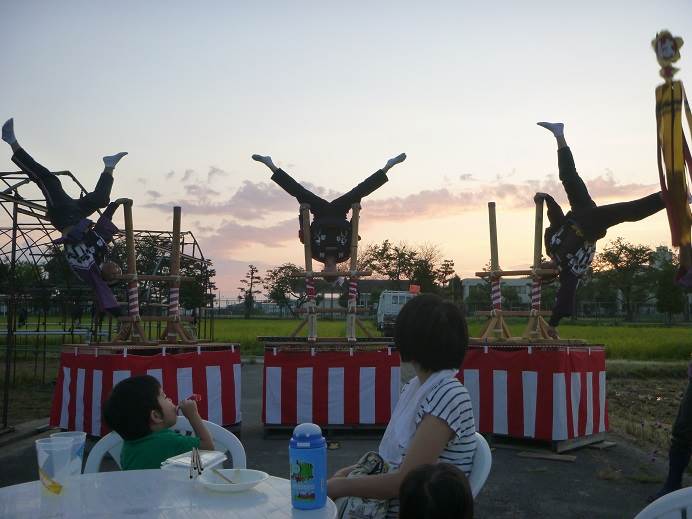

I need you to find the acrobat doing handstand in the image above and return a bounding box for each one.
[535,121,666,338]
[252,152,406,275]
[2,118,128,317]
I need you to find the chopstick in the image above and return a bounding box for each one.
[195,447,203,475]
[213,468,234,484]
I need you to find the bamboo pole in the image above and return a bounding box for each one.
[346,203,361,341]
[165,206,194,343]
[488,202,499,271]
[300,204,317,340]
[117,200,148,341]
[533,197,544,269]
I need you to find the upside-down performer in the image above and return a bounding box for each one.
[535,121,665,339]
[252,152,406,273]
[2,118,128,316]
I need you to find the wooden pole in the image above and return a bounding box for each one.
[166,206,193,342]
[533,198,544,269]
[117,200,142,341]
[346,203,361,341]
[300,204,317,341]
[488,202,499,272]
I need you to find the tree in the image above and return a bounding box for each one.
[591,237,655,321]
[411,257,438,293]
[655,248,685,324]
[238,264,262,319]
[360,240,418,287]
[502,285,522,310]
[264,263,306,317]
[464,282,491,312]
[180,260,216,310]
[449,275,463,304]
[436,259,455,287]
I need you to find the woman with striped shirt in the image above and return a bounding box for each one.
[327,294,476,517]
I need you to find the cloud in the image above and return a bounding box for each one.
[182,169,195,182]
[192,220,216,234]
[144,177,341,219]
[362,174,658,220]
[459,174,476,181]
[165,170,175,180]
[185,183,220,199]
[137,177,147,185]
[146,190,161,199]
[144,171,658,228]
[200,218,297,256]
[207,166,229,182]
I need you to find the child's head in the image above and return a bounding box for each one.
[103,375,178,440]
[395,294,468,372]
[399,463,474,519]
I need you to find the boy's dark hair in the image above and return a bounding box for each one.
[102,375,162,441]
[399,463,474,519]
[394,294,468,372]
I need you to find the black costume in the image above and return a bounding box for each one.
[543,147,665,326]
[12,148,121,315]
[271,168,388,262]
[655,367,692,498]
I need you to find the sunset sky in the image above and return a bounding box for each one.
[1,1,690,299]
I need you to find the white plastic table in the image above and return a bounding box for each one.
[0,470,337,519]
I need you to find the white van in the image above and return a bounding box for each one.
[376,290,416,334]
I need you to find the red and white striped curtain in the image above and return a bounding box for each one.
[262,349,401,426]
[50,350,242,436]
[459,346,608,441]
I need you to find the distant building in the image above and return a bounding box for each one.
[461,277,534,305]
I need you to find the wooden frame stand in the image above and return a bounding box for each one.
[290,203,373,342]
[475,200,560,342]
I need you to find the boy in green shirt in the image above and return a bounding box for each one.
[103,375,215,470]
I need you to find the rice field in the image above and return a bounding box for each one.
[1,315,691,360]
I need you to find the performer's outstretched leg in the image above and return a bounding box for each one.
[76,152,127,217]
[3,118,75,212]
[538,122,595,211]
[578,193,665,241]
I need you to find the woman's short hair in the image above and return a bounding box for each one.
[102,375,162,441]
[399,463,474,519]
[394,294,468,372]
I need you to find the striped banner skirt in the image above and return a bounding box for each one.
[50,349,242,436]
[459,345,607,441]
[262,348,401,427]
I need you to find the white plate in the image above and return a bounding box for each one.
[198,468,269,493]
[161,450,227,469]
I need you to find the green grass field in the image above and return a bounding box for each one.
[208,317,692,360]
[2,315,692,360]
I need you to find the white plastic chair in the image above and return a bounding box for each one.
[634,487,692,519]
[84,417,246,473]
[468,432,492,498]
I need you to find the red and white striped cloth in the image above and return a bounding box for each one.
[262,349,401,426]
[459,346,608,441]
[50,350,242,436]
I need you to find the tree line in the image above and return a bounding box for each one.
[240,237,689,323]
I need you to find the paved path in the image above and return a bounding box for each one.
[0,363,678,518]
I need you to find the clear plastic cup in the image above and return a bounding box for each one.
[51,431,87,476]
[35,438,73,494]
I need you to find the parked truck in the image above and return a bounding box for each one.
[376,290,416,335]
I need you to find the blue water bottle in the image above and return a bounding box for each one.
[289,422,327,509]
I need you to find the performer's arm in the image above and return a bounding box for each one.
[535,192,564,226]
[548,270,578,328]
